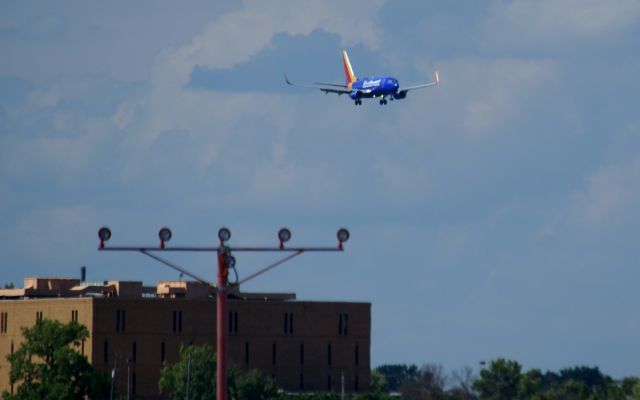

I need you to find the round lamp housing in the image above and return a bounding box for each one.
[98,227,112,242]
[225,255,236,268]
[159,227,172,242]
[278,228,292,243]
[337,228,350,243]
[218,227,231,243]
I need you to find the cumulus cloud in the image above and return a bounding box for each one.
[484,0,640,48]
[0,206,101,266]
[136,0,385,144]
[386,57,558,142]
[570,156,640,230]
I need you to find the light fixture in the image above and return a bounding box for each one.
[337,228,350,249]
[98,227,111,248]
[218,227,231,243]
[278,228,292,249]
[159,227,172,248]
[225,255,236,268]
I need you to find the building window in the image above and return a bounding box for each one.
[327,343,332,366]
[172,310,183,333]
[0,312,7,333]
[355,344,359,366]
[81,339,85,355]
[284,312,293,334]
[229,311,238,334]
[71,309,78,322]
[10,341,14,354]
[104,340,109,364]
[116,310,126,332]
[161,342,166,363]
[245,342,249,366]
[36,311,43,323]
[299,343,304,365]
[132,341,137,363]
[172,311,176,332]
[339,313,349,335]
[272,343,276,366]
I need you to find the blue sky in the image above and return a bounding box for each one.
[1,0,640,378]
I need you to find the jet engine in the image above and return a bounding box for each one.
[393,91,407,100]
[349,90,363,100]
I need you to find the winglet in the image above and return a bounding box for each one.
[435,71,440,84]
[284,74,293,85]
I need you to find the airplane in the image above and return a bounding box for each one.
[285,50,439,106]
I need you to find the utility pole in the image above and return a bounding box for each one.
[186,351,192,400]
[98,226,350,400]
[109,353,119,400]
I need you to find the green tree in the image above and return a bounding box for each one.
[473,358,522,400]
[375,364,419,392]
[400,364,448,400]
[369,369,388,394]
[159,344,217,400]
[2,319,109,400]
[450,366,478,399]
[622,377,640,399]
[230,369,282,400]
[632,379,640,400]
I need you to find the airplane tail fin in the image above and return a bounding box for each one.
[342,50,357,87]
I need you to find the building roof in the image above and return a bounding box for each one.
[0,277,295,301]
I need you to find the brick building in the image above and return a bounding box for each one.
[0,277,370,399]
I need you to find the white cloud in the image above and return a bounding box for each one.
[570,156,640,230]
[111,99,145,130]
[1,206,101,264]
[388,57,558,141]
[134,0,385,145]
[242,162,344,207]
[485,0,640,48]
[373,157,431,204]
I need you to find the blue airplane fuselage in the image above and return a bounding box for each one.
[349,77,399,100]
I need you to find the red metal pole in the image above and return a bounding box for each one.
[216,249,228,400]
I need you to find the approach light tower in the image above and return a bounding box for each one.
[97,226,350,400]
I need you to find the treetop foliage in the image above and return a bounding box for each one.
[2,319,109,400]
[374,360,640,400]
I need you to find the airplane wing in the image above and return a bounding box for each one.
[398,71,440,92]
[284,74,351,95]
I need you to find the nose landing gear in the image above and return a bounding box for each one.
[379,99,388,105]
[354,100,362,106]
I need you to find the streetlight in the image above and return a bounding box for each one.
[98,227,112,249]
[218,227,231,243]
[278,228,291,249]
[337,228,350,250]
[158,227,172,249]
[97,226,349,400]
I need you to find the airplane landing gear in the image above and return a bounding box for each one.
[354,100,362,106]
[379,99,388,105]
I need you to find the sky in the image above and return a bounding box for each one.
[1,0,640,379]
